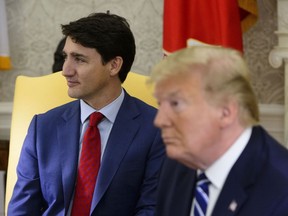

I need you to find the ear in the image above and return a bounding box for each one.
[109,56,123,77]
[219,100,239,128]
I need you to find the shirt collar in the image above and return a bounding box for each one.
[205,127,252,189]
[80,88,125,124]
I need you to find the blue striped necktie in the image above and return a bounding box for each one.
[194,172,210,216]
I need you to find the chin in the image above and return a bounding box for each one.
[166,146,180,160]
[68,89,81,99]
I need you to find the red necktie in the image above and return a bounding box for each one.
[71,112,103,216]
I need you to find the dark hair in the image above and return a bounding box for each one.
[61,12,136,83]
[52,37,66,73]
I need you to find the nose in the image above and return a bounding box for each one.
[62,59,74,77]
[154,107,170,129]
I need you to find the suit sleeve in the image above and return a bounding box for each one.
[8,115,47,215]
[134,130,165,216]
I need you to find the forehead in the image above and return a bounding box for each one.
[154,72,203,98]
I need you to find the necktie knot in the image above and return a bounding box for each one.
[197,173,210,187]
[89,112,103,126]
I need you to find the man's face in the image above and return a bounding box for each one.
[154,72,223,169]
[62,37,111,104]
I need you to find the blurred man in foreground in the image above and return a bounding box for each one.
[151,46,288,216]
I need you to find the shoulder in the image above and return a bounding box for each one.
[35,100,80,124]
[117,92,158,127]
[39,100,79,115]
[252,126,288,162]
[123,92,157,115]
[249,126,288,190]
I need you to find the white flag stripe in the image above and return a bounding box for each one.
[0,0,9,56]
[0,0,11,70]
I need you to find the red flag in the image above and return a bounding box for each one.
[163,0,243,54]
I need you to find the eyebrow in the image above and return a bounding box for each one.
[62,51,88,59]
[155,89,181,99]
[72,52,88,59]
[168,90,181,98]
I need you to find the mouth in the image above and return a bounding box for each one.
[162,136,176,145]
[66,80,79,87]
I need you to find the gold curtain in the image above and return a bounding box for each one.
[238,0,258,32]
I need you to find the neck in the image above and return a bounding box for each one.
[85,81,122,110]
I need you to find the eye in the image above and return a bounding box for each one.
[62,53,67,61]
[169,98,186,112]
[170,100,179,107]
[75,57,86,63]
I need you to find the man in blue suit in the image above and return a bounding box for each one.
[150,46,288,216]
[8,12,164,215]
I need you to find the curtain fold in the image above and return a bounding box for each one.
[238,0,258,33]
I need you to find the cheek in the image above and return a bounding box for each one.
[80,68,103,87]
[173,119,196,147]
[187,119,220,151]
[179,115,217,144]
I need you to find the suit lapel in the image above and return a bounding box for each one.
[91,93,141,209]
[172,162,197,216]
[212,179,248,216]
[57,101,81,213]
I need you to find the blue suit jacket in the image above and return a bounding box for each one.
[8,92,165,216]
[156,126,288,216]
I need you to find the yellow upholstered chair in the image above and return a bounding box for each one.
[122,72,156,107]
[4,71,156,215]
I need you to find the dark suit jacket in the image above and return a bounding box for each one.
[8,92,165,216]
[156,126,288,216]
